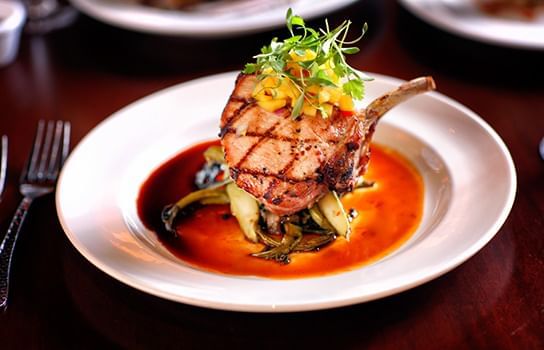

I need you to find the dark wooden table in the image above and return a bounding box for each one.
[1,0,543,348]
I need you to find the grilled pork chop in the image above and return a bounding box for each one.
[220,73,435,216]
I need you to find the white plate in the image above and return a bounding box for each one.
[399,0,544,49]
[69,0,357,37]
[56,71,516,312]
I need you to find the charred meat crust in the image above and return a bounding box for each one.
[321,112,364,194]
[220,73,370,215]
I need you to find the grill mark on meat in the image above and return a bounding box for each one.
[229,167,240,180]
[231,167,321,184]
[233,109,290,168]
[278,157,296,176]
[221,128,339,145]
[271,197,282,205]
[230,96,252,104]
[227,102,345,208]
[261,154,299,206]
[232,104,298,170]
[263,179,277,201]
[219,100,255,137]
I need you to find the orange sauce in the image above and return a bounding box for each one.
[137,140,424,278]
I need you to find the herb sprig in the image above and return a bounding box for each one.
[243,9,372,119]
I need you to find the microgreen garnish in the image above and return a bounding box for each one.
[243,9,372,119]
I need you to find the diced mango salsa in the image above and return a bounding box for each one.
[303,104,318,117]
[258,98,287,111]
[252,58,356,116]
[306,85,320,95]
[318,90,331,104]
[339,94,355,112]
[322,103,333,118]
[326,87,342,104]
[286,62,305,77]
[289,49,317,62]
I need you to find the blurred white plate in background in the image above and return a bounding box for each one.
[399,0,544,49]
[69,0,358,37]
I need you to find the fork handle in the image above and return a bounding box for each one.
[0,196,33,311]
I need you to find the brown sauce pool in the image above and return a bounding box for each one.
[137,140,424,279]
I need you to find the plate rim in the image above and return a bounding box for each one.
[55,71,517,312]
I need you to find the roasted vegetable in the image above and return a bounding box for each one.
[354,176,375,189]
[295,234,335,252]
[252,223,303,264]
[225,182,260,243]
[254,221,335,261]
[162,145,347,263]
[174,187,229,211]
[162,187,229,233]
[318,191,351,239]
[308,205,335,231]
[255,228,282,247]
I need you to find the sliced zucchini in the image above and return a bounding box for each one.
[225,183,260,243]
[317,191,351,239]
[308,205,334,231]
[174,187,227,210]
[199,193,230,205]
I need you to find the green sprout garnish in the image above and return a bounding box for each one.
[243,9,372,119]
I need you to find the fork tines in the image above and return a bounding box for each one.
[0,135,7,200]
[22,120,71,184]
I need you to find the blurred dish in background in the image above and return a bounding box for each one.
[399,0,544,49]
[474,0,544,20]
[127,0,291,12]
[129,0,211,10]
[68,0,358,37]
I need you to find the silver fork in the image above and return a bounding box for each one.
[0,135,7,201]
[0,121,70,311]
